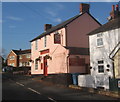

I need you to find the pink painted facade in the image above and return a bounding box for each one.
[31,5,101,75]
[66,13,100,47]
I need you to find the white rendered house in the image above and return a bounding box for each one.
[88,4,120,89]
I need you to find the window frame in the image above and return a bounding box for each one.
[96,33,103,47]
[19,62,22,67]
[19,55,22,59]
[9,56,15,60]
[44,36,47,48]
[35,40,38,50]
[97,38,103,46]
[26,54,31,58]
[35,60,38,70]
[98,60,104,73]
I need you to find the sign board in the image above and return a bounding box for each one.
[118,80,120,88]
[54,34,61,44]
[69,58,85,66]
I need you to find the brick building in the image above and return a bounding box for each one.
[7,49,31,67]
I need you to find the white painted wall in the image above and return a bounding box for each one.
[89,27,120,89]
[78,75,95,88]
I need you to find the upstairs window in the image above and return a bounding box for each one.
[97,33,103,47]
[35,40,38,50]
[44,36,47,48]
[54,31,61,44]
[26,54,31,58]
[19,55,22,59]
[97,38,103,46]
[10,56,15,60]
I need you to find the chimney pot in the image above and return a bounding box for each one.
[44,24,52,31]
[116,4,119,11]
[80,3,90,14]
[112,5,115,11]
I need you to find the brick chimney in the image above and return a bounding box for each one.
[110,4,120,20]
[80,3,90,14]
[44,24,52,31]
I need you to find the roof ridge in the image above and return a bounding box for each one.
[88,17,120,35]
[30,13,84,42]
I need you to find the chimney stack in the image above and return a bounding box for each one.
[109,4,120,20]
[80,3,90,14]
[112,5,115,12]
[44,24,52,31]
[116,4,119,11]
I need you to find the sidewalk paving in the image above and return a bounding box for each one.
[31,75,120,99]
[69,85,120,99]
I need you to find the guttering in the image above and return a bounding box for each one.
[67,51,70,73]
[109,55,115,78]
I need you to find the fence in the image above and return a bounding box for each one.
[109,78,120,92]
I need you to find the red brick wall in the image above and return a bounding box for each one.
[7,51,18,67]
[19,53,31,67]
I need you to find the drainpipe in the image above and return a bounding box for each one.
[67,52,70,73]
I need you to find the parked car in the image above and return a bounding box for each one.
[2,66,13,72]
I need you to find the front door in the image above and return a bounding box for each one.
[43,57,48,76]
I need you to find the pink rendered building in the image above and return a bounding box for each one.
[30,3,101,76]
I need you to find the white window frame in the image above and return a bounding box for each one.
[44,36,47,48]
[35,40,38,50]
[19,55,22,59]
[11,63,14,67]
[10,56,15,60]
[26,54,31,58]
[19,62,22,67]
[97,38,103,46]
[35,60,38,70]
[98,60,104,73]
[97,33,103,47]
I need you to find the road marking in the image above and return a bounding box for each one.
[48,97,57,102]
[16,82,24,86]
[28,87,41,95]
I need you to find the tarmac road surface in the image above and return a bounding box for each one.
[2,73,119,101]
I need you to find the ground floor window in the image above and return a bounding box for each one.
[19,62,22,67]
[35,60,38,70]
[98,65,104,73]
[98,60,104,73]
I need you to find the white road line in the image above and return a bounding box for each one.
[48,97,57,102]
[28,87,41,95]
[15,82,56,102]
[16,82,24,86]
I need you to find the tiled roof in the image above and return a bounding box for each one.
[65,47,89,55]
[12,49,31,55]
[88,17,120,35]
[30,12,101,42]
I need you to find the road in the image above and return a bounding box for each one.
[2,73,119,101]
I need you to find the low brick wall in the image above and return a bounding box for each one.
[32,73,73,87]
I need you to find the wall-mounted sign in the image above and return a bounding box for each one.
[69,58,85,66]
[54,34,61,44]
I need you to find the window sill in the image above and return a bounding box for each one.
[97,45,104,48]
